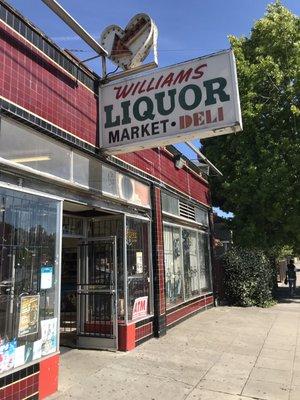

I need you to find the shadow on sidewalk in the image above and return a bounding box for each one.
[276,283,300,304]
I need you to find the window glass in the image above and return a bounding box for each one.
[163,223,213,309]
[0,118,71,180]
[198,232,212,293]
[164,226,183,306]
[182,229,200,299]
[126,218,151,321]
[0,187,61,376]
[73,152,101,190]
[62,216,84,236]
[195,207,209,226]
[161,193,179,215]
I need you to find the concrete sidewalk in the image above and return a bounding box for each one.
[51,286,300,400]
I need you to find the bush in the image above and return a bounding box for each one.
[222,247,275,307]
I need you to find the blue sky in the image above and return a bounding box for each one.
[7,0,299,217]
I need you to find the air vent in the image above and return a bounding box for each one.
[179,201,196,221]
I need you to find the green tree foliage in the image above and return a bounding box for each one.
[223,247,275,307]
[202,2,300,253]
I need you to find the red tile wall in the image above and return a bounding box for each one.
[118,148,210,206]
[0,19,210,205]
[135,322,153,342]
[0,373,39,400]
[166,295,214,327]
[0,21,98,145]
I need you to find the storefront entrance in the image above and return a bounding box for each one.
[77,237,117,350]
[60,204,121,351]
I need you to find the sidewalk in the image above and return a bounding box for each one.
[51,283,300,400]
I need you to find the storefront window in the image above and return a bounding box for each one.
[0,187,61,376]
[163,224,213,309]
[164,226,183,306]
[182,229,201,299]
[126,218,151,321]
[199,232,212,293]
[0,118,71,180]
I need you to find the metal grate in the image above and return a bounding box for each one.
[179,201,196,221]
[77,241,116,339]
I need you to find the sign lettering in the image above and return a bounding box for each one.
[100,50,242,153]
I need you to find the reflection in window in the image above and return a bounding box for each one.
[0,118,71,180]
[182,229,200,299]
[163,224,213,309]
[199,232,212,293]
[0,187,61,375]
[126,218,150,321]
[164,226,183,306]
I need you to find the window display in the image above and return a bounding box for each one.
[126,218,151,321]
[182,229,201,299]
[164,226,183,306]
[199,232,212,293]
[163,223,212,308]
[0,187,61,376]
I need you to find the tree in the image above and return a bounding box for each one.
[202,1,300,254]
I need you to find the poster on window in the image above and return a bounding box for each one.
[14,345,25,368]
[0,338,17,373]
[18,295,40,337]
[132,296,148,320]
[136,252,143,274]
[33,339,42,360]
[40,266,53,289]
[41,318,57,356]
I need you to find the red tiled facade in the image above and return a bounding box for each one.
[0,2,214,398]
[0,13,210,208]
[0,20,98,145]
[166,295,214,327]
[135,322,153,342]
[118,150,210,206]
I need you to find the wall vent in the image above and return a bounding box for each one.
[179,201,196,221]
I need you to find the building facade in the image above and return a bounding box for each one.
[0,1,214,398]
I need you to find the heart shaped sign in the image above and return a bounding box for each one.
[100,13,158,71]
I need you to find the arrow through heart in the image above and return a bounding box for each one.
[100,13,158,71]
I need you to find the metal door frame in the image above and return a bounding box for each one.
[77,236,118,350]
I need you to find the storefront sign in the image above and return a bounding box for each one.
[100,13,158,70]
[132,296,148,320]
[100,50,242,154]
[18,295,40,337]
[40,265,53,289]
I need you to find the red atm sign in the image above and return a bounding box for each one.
[100,50,242,154]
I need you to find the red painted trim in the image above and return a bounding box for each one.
[118,323,136,351]
[39,354,59,400]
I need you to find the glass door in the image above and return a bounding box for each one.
[77,237,118,350]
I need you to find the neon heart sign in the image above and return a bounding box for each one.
[100,13,158,71]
